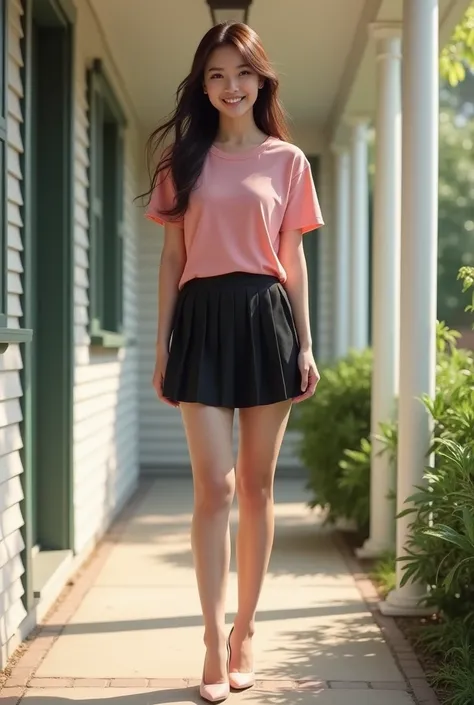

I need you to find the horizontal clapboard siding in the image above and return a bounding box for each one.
[0,0,27,664]
[72,1,140,551]
[138,222,190,470]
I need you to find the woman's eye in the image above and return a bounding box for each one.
[240,70,251,76]
[210,73,222,79]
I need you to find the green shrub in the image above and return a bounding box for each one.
[458,266,474,320]
[397,439,474,617]
[293,348,372,525]
[337,438,372,534]
[394,321,474,617]
[370,549,396,597]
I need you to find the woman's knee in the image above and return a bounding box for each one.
[194,471,235,515]
[236,470,273,508]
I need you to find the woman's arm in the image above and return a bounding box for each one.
[279,229,320,401]
[156,222,186,351]
[153,222,186,406]
[279,229,312,351]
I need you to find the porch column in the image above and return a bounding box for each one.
[380,0,439,616]
[347,117,370,351]
[331,144,350,358]
[357,25,402,559]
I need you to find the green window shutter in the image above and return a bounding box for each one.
[102,123,124,333]
[0,0,8,328]
[88,65,104,335]
[87,59,126,345]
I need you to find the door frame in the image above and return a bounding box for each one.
[20,0,75,610]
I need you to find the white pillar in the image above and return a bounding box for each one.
[347,117,370,351]
[331,144,351,359]
[380,0,439,616]
[357,25,402,559]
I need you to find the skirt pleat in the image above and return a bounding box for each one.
[162,272,301,408]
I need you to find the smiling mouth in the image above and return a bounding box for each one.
[222,97,245,105]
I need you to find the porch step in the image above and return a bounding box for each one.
[32,549,73,600]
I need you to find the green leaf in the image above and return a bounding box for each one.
[443,557,474,591]
[462,506,474,545]
[424,525,474,553]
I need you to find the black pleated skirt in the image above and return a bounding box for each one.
[162,272,302,409]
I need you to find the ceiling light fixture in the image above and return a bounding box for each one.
[206,0,252,26]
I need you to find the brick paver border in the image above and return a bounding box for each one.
[332,532,441,705]
[0,480,153,702]
[1,676,416,691]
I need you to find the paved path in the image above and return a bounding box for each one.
[4,477,429,704]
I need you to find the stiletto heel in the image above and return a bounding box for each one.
[227,626,256,691]
[199,642,231,703]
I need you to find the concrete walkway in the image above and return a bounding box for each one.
[6,478,425,705]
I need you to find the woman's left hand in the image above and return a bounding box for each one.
[293,348,320,403]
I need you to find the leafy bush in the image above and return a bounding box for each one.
[295,319,473,533]
[293,348,372,526]
[369,549,396,597]
[397,439,474,617]
[394,290,474,617]
[416,614,474,705]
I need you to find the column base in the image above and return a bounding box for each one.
[334,517,358,532]
[356,537,394,559]
[379,587,436,617]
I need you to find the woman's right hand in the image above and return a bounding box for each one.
[153,346,179,408]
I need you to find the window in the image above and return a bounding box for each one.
[87,59,126,345]
[0,0,7,329]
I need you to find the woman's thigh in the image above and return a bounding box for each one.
[180,403,236,504]
[237,401,292,491]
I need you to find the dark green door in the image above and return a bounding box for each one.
[20,0,75,607]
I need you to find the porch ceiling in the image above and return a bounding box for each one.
[89,0,470,145]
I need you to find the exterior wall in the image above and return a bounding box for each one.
[138,219,190,472]
[0,0,28,664]
[72,0,140,552]
[0,0,141,664]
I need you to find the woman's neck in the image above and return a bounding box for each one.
[216,114,266,147]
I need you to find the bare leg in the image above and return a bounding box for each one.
[180,403,235,684]
[230,400,292,673]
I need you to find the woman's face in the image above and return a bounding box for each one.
[203,44,263,119]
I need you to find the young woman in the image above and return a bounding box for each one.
[143,20,324,703]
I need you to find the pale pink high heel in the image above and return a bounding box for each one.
[227,626,256,691]
[199,642,231,703]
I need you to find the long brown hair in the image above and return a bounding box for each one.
[140,21,291,218]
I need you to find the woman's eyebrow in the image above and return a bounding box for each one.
[207,63,250,72]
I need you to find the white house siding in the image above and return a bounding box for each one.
[72,1,140,553]
[0,0,27,665]
[138,220,190,473]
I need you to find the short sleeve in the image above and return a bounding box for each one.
[280,164,324,235]
[145,167,184,227]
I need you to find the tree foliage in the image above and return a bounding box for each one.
[440,3,474,85]
[437,106,474,327]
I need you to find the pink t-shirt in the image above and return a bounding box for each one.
[145,136,324,289]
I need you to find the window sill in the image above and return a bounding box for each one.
[90,329,135,349]
[0,328,33,353]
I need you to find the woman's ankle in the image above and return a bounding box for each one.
[203,625,228,649]
[231,618,255,641]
